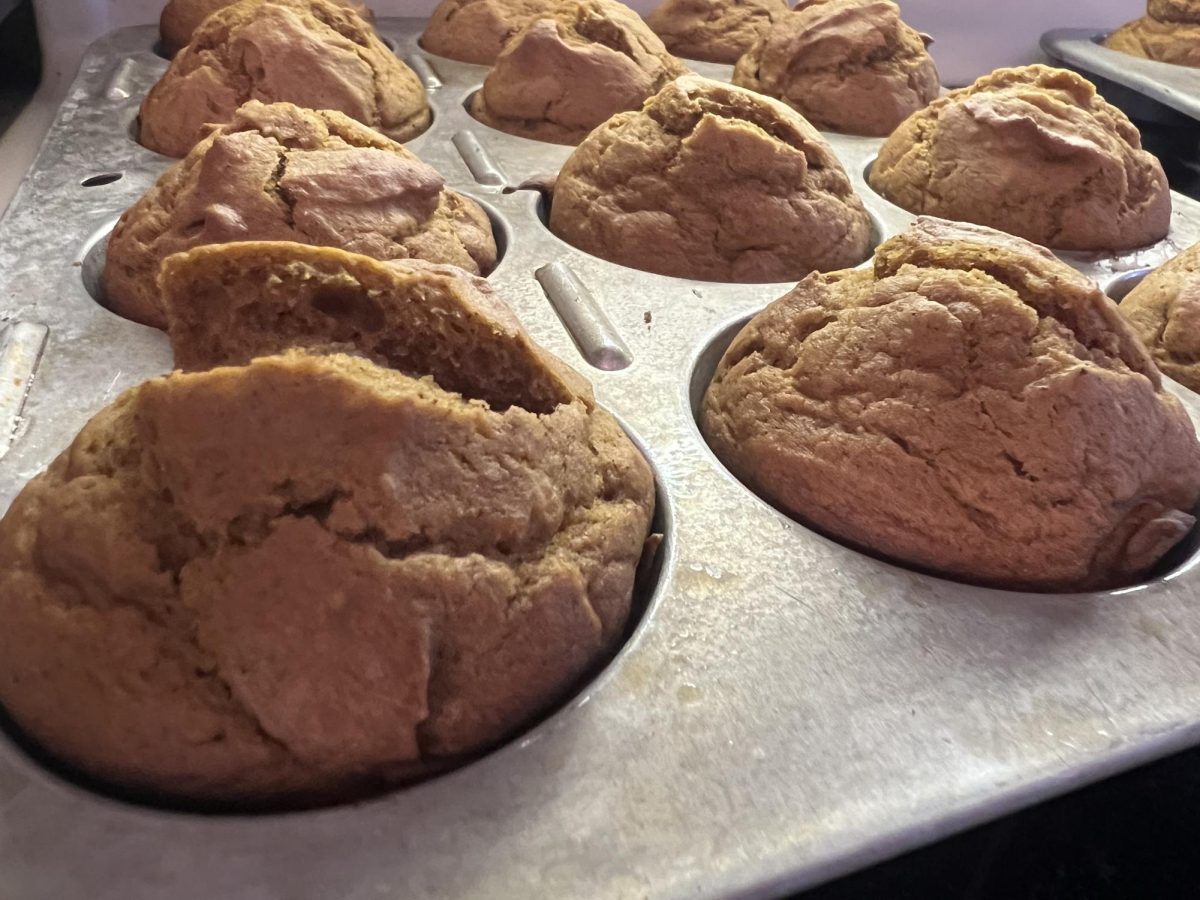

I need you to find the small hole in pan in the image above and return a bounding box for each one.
[80,173,123,188]
[689,312,1200,596]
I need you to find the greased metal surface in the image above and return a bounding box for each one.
[3,21,1200,900]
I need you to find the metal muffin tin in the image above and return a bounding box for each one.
[3,19,1200,899]
[1042,27,1200,123]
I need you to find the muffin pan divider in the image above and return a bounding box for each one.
[5,19,1200,899]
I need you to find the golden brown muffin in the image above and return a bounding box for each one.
[0,243,655,805]
[105,101,495,329]
[1148,0,1200,22]
[159,0,374,56]
[549,75,873,282]
[469,0,688,145]
[421,0,562,65]
[1120,242,1200,393]
[703,217,1200,592]
[733,0,939,137]
[1106,15,1200,68]
[158,242,575,393]
[645,0,790,64]
[868,65,1171,251]
[139,0,430,157]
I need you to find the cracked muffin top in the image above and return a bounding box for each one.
[105,101,495,329]
[1106,0,1200,68]
[646,0,790,64]
[868,65,1171,251]
[549,75,873,282]
[732,0,939,137]
[1149,0,1200,22]
[421,0,563,65]
[0,241,655,804]
[139,0,430,158]
[702,217,1200,591]
[159,0,373,55]
[469,0,688,145]
[1120,241,1200,393]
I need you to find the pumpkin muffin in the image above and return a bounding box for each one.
[1107,0,1200,68]
[421,0,563,64]
[159,0,374,55]
[868,65,1171,251]
[733,0,939,137]
[470,0,688,144]
[646,0,790,64]
[106,101,495,329]
[703,217,1200,591]
[549,75,873,282]
[0,242,655,804]
[140,0,429,157]
[1120,241,1200,393]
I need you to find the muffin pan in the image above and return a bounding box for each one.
[1042,27,1200,122]
[5,19,1200,899]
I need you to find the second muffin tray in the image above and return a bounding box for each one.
[1042,27,1200,122]
[4,19,1200,900]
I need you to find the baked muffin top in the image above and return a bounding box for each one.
[549,75,873,282]
[1106,14,1200,68]
[470,0,688,145]
[140,0,430,157]
[1120,241,1200,394]
[0,242,655,805]
[869,65,1171,251]
[421,0,562,64]
[703,217,1200,591]
[646,0,790,64]
[733,0,939,136]
[159,0,373,55]
[107,101,494,328]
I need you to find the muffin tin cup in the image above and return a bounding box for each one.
[6,19,1200,899]
[1042,27,1200,124]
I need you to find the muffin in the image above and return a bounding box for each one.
[1149,0,1200,22]
[1120,242,1200,393]
[159,0,374,55]
[732,0,939,137]
[703,217,1200,592]
[549,75,873,282]
[1106,0,1200,69]
[868,65,1171,252]
[421,0,563,65]
[140,0,430,157]
[469,0,689,145]
[105,101,495,329]
[160,242,555,387]
[0,242,655,804]
[645,0,790,64]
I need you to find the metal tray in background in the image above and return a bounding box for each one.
[4,19,1200,900]
[1042,27,1200,123]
